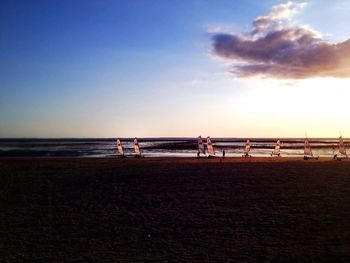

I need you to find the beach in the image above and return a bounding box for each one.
[1,157,350,261]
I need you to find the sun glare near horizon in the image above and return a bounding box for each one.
[222,77,350,138]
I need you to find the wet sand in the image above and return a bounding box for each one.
[1,157,350,262]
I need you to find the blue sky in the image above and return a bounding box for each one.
[1,0,350,137]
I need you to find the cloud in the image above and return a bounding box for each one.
[211,1,350,79]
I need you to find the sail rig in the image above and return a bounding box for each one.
[243,139,251,157]
[271,139,281,157]
[304,138,312,155]
[134,138,141,157]
[206,136,215,156]
[303,137,318,160]
[116,138,124,156]
[198,136,206,156]
[339,136,348,158]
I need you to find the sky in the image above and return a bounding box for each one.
[1,0,350,138]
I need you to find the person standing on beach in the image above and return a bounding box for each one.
[222,150,225,159]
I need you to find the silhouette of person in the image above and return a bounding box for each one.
[222,150,225,159]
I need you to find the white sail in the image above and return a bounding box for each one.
[206,136,215,155]
[339,136,347,156]
[304,138,313,156]
[198,136,206,154]
[134,138,141,155]
[272,140,281,155]
[245,139,251,154]
[116,138,124,155]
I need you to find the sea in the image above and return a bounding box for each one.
[0,138,348,158]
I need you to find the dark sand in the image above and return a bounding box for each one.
[1,157,350,262]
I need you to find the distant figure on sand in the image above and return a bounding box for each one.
[222,150,225,159]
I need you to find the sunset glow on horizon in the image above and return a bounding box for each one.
[1,0,350,138]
